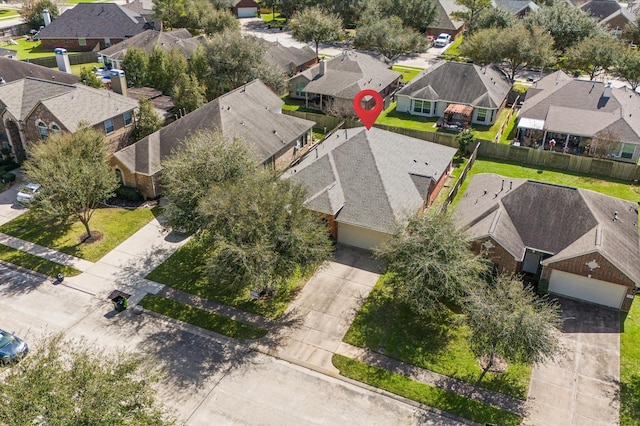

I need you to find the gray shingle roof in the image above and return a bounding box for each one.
[38,3,149,39]
[284,127,457,234]
[397,61,512,109]
[0,77,137,130]
[299,51,400,99]
[0,57,79,84]
[98,29,203,61]
[492,0,540,14]
[453,173,640,284]
[580,0,637,22]
[264,43,317,74]
[519,71,640,142]
[113,79,315,175]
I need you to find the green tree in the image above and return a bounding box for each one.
[612,46,640,90]
[121,46,149,87]
[451,0,493,34]
[475,6,515,30]
[165,48,189,94]
[465,275,562,381]
[525,3,605,52]
[132,97,163,141]
[623,16,640,45]
[172,73,206,114]
[289,6,344,56]
[152,0,188,29]
[202,7,240,34]
[565,35,620,80]
[460,23,556,81]
[20,0,59,29]
[79,67,103,89]
[455,128,475,154]
[354,14,428,60]
[375,212,490,317]
[0,333,173,425]
[23,126,119,241]
[147,47,170,93]
[374,0,439,31]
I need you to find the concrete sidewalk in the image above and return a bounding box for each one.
[0,232,94,271]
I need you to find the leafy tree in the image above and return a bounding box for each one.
[165,48,189,94]
[172,73,206,114]
[324,0,368,27]
[79,67,103,89]
[375,212,490,317]
[475,6,515,30]
[456,128,475,154]
[0,333,173,425]
[20,0,59,29]
[146,47,170,93]
[202,7,240,35]
[353,14,428,60]
[590,129,620,158]
[23,126,119,241]
[199,32,286,99]
[623,16,640,45]
[121,46,149,87]
[187,45,209,84]
[460,23,556,81]
[451,0,493,34]
[465,275,562,381]
[525,3,605,52]
[565,35,620,80]
[374,0,439,31]
[152,0,188,29]
[612,46,640,90]
[132,97,163,141]
[289,6,344,56]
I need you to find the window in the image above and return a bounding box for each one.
[412,99,431,114]
[621,143,635,159]
[476,109,487,122]
[51,124,60,132]
[104,38,111,47]
[104,118,114,134]
[295,82,306,97]
[78,38,87,46]
[123,111,133,126]
[38,122,48,139]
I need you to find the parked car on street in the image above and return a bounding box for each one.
[434,33,451,47]
[16,183,41,205]
[0,329,28,364]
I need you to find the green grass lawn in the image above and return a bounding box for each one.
[0,206,161,262]
[145,238,309,319]
[333,355,522,425]
[0,9,19,20]
[343,277,532,400]
[140,294,267,340]
[392,65,424,83]
[377,102,444,132]
[60,62,103,77]
[4,39,58,60]
[442,35,464,57]
[281,96,319,113]
[0,244,80,278]
[621,302,640,425]
[261,12,286,24]
[473,108,518,143]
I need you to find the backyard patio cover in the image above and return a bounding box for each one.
[518,117,545,130]
[444,104,473,116]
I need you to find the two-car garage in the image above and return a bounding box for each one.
[548,270,628,309]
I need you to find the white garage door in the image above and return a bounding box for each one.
[337,223,390,251]
[236,7,256,18]
[548,270,627,309]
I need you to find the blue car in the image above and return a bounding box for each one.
[0,329,28,364]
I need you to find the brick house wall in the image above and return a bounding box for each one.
[325,214,338,240]
[426,162,452,207]
[604,15,631,33]
[470,237,520,275]
[40,38,124,52]
[541,252,636,311]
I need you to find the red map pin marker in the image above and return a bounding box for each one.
[353,89,384,130]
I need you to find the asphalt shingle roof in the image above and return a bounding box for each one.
[0,57,79,84]
[114,79,315,175]
[492,0,540,13]
[264,43,317,74]
[453,173,640,284]
[284,127,457,234]
[98,29,204,61]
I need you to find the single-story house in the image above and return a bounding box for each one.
[0,77,138,161]
[395,61,512,127]
[264,42,318,76]
[112,79,315,199]
[453,173,640,311]
[580,0,637,36]
[232,0,259,18]
[284,127,457,250]
[288,51,401,114]
[516,70,640,162]
[492,0,539,17]
[426,0,466,40]
[0,57,79,85]
[37,3,153,51]
[98,29,205,70]
[122,0,161,30]
[0,48,17,60]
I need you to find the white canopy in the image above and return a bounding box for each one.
[518,117,545,130]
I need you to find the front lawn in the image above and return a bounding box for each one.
[333,355,522,425]
[0,206,161,262]
[145,238,309,319]
[621,301,640,425]
[343,277,532,400]
[0,244,80,278]
[261,12,286,24]
[392,65,424,83]
[140,294,267,340]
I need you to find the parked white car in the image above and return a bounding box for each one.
[434,33,452,47]
[16,183,41,205]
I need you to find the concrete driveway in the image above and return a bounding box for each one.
[526,298,620,425]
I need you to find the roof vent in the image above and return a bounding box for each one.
[603,81,612,98]
[613,211,619,221]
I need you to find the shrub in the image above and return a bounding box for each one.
[116,185,143,201]
[1,161,19,171]
[1,172,16,183]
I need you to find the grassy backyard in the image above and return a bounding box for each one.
[0,8,19,20]
[145,238,310,319]
[342,277,532,400]
[0,206,161,262]
[2,39,59,60]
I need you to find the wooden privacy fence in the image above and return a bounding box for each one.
[441,142,480,212]
[23,51,99,68]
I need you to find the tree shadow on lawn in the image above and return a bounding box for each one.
[620,373,640,424]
